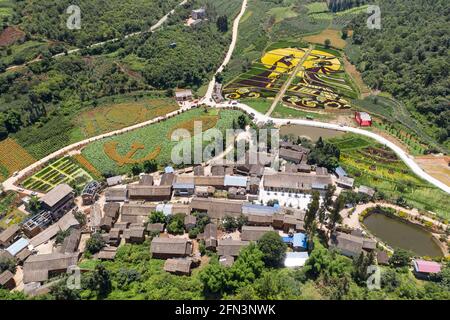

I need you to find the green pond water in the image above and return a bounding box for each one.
[363,213,443,257]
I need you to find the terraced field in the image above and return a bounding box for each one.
[22,157,93,192]
[82,108,246,175]
[75,98,179,138]
[224,45,358,112]
[329,134,450,219]
[0,138,36,181]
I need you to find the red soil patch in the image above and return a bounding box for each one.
[0,26,26,47]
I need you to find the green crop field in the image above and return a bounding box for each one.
[22,157,93,192]
[328,134,450,219]
[305,2,329,14]
[82,108,246,175]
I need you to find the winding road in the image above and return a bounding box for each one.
[3,0,449,197]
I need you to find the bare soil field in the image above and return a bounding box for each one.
[303,29,347,49]
[0,26,25,47]
[343,56,371,97]
[415,155,450,187]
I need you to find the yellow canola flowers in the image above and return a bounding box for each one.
[261,48,341,78]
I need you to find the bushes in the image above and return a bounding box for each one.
[166,213,185,235]
[85,233,106,255]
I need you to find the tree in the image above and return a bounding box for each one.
[50,278,80,300]
[199,259,229,296]
[148,211,166,224]
[82,264,112,298]
[166,213,185,235]
[305,191,320,232]
[85,233,106,255]
[329,195,344,231]
[222,215,239,232]
[55,229,71,245]
[216,15,228,32]
[324,185,336,209]
[257,232,287,268]
[142,160,157,173]
[26,195,41,214]
[389,249,413,268]
[0,257,16,274]
[237,114,248,129]
[324,39,331,49]
[74,211,87,226]
[130,164,141,176]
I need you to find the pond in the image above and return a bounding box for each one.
[280,125,345,141]
[363,213,444,257]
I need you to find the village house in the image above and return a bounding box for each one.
[59,229,81,254]
[227,187,247,200]
[6,237,29,258]
[123,226,146,244]
[190,198,243,219]
[175,89,193,102]
[194,176,226,189]
[121,203,156,224]
[184,215,197,231]
[355,111,372,127]
[40,184,75,219]
[0,270,15,290]
[195,186,215,198]
[127,185,172,201]
[100,216,114,232]
[413,260,442,280]
[150,238,193,259]
[337,176,355,189]
[328,232,376,258]
[105,187,128,202]
[193,166,205,176]
[217,240,249,257]
[96,247,118,261]
[147,223,165,234]
[103,202,120,222]
[0,225,20,248]
[191,8,206,20]
[23,252,80,284]
[139,174,154,186]
[263,172,333,194]
[30,211,80,248]
[160,173,176,186]
[358,185,376,198]
[173,182,195,197]
[21,211,53,238]
[247,177,261,195]
[88,203,103,232]
[279,148,305,164]
[240,226,274,242]
[81,181,101,205]
[105,228,121,246]
[106,176,123,187]
[164,258,192,275]
[203,223,218,250]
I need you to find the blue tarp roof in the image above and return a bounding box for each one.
[293,233,308,249]
[6,237,29,256]
[282,236,293,244]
